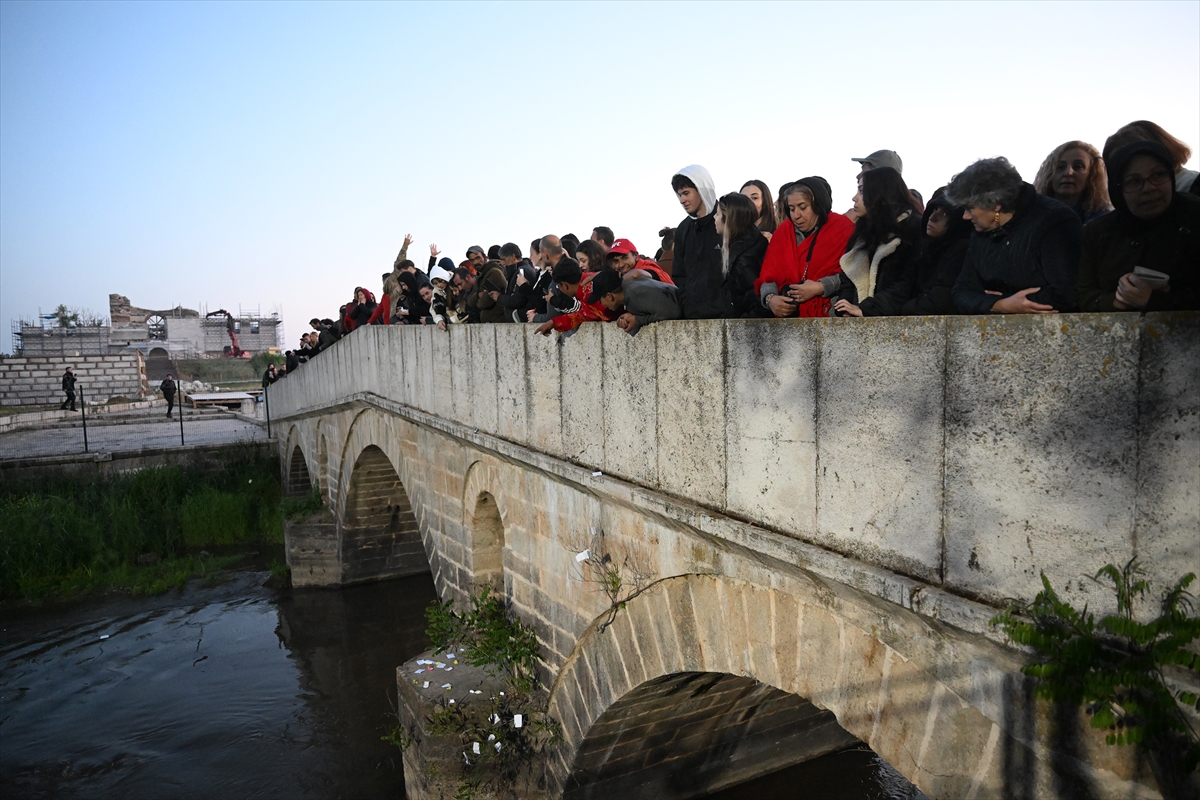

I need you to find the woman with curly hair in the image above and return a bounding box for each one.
[948,157,1082,314]
[1032,140,1112,223]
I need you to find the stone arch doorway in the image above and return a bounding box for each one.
[145,347,176,382]
[340,444,430,584]
[469,492,505,591]
[547,573,1037,799]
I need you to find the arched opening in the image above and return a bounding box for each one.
[562,671,909,800]
[470,492,505,591]
[287,445,313,496]
[317,434,330,501]
[341,445,429,584]
[145,347,176,382]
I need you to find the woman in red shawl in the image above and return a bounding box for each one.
[755,176,855,317]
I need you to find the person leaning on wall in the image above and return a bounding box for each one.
[1077,140,1200,312]
[947,157,1083,315]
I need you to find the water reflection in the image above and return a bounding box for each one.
[1,570,437,800]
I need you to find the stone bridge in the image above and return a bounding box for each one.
[267,313,1198,799]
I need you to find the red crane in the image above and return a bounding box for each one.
[206,309,247,357]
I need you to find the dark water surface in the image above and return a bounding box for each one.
[2,569,921,799]
[1,570,437,800]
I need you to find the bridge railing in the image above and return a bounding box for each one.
[266,312,1198,612]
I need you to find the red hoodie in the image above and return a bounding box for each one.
[549,271,621,332]
[630,256,675,286]
[756,213,855,317]
[343,287,377,332]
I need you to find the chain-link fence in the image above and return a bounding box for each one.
[0,385,271,462]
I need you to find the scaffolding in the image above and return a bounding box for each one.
[11,317,112,357]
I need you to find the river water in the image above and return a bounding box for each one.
[1,565,921,799]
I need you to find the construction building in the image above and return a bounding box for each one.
[11,294,283,358]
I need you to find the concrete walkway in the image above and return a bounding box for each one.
[0,412,267,460]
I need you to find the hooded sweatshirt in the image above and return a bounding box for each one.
[1077,140,1200,311]
[672,164,727,318]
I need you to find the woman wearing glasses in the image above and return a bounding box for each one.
[946,157,1083,314]
[1077,140,1200,312]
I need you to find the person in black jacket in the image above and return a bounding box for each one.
[901,187,972,315]
[497,243,537,323]
[947,157,1082,314]
[830,167,922,317]
[670,164,726,319]
[160,374,177,419]
[60,367,77,411]
[716,192,770,317]
[1077,140,1200,312]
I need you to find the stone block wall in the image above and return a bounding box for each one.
[0,353,144,406]
[267,313,1199,614]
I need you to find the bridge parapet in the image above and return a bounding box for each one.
[268,313,1198,614]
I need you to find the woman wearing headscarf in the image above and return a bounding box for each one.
[1032,140,1112,223]
[948,157,1082,314]
[755,177,855,318]
[829,167,923,317]
[901,187,973,315]
[1077,140,1200,312]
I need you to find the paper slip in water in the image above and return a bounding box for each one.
[472,742,480,754]
[423,681,430,688]
[592,471,602,477]
[442,683,452,689]
[495,742,502,751]
[575,550,590,562]
[514,714,523,728]
[100,635,110,640]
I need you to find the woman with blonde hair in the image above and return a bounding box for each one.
[1032,140,1112,223]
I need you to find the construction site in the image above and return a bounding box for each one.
[11,294,283,359]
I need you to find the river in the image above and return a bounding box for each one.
[1,564,921,799]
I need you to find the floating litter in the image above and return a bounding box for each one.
[487,734,495,742]
[417,659,430,665]
[491,714,500,725]
[514,714,523,728]
[592,471,602,477]
[499,692,505,696]
[441,683,451,689]
[423,681,430,689]
[414,670,423,674]
[454,660,459,664]
[446,667,453,671]
[435,662,445,668]
[448,699,455,704]
[495,742,502,751]
[472,742,480,755]
[575,550,590,562]
[463,752,470,764]
[100,635,110,640]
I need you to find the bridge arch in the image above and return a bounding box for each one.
[461,460,515,594]
[547,573,1026,799]
[283,425,313,496]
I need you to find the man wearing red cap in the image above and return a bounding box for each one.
[605,239,675,285]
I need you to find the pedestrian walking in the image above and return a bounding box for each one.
[161,374,177,419]
[60,367,77,411]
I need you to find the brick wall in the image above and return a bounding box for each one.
[0,353,145,406]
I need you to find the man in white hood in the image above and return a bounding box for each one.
[671,164,728,319]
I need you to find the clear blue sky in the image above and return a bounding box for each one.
[2,1,1197,350]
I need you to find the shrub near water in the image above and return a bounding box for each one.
[0,446,302,601]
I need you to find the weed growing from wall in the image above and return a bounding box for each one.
[992,559,1199,797]
[384,587,561,799]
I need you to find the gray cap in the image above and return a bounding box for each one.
[466,245,485,258]
[851,149,903,173]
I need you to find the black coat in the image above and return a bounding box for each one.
[673,210,726,319]
[830,214,922,317]
[62,372,76,392]
[902,236,970,315]
[726,230,769,317]
[1077,192,1200,312]
[498,259,537,322]
[953,183,1082,314]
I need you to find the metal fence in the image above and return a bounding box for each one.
[0,385,271,463]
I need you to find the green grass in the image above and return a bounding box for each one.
[0,445,300,602]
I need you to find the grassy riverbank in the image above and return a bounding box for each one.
[0,446,322,603]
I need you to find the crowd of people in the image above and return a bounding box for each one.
[266,118,1198,383]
